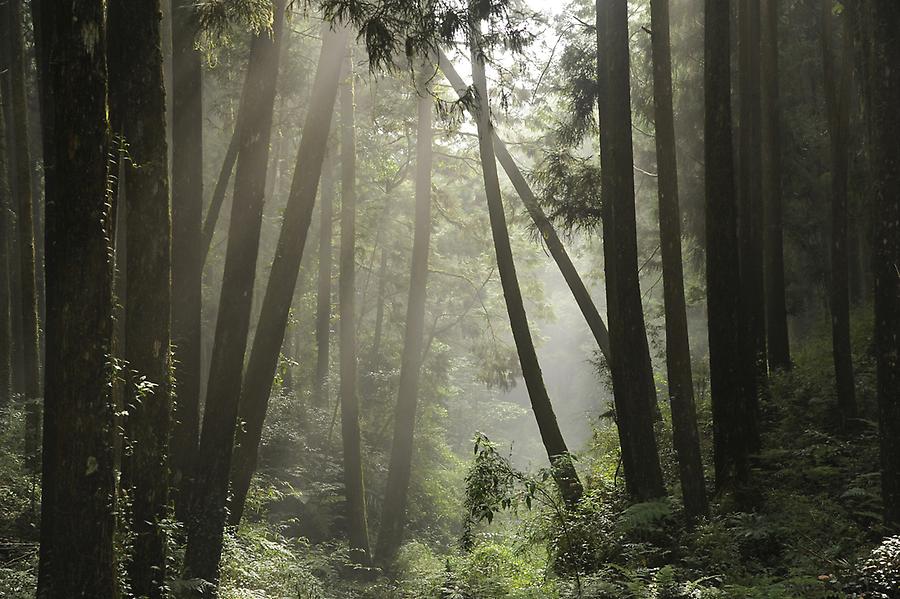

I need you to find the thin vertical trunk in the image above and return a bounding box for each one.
[867,0,900,531]
[821,0,856,427]
[182,3,286,593]
[597,0,666,502]
[5,0,42,474]
[470,20,583,508]
[107,1,172,596]
[314,154,335,407]
[650,0,708,521]
[170,0,204,522]
[0,86,10,406]
[705,0,751,490]
[227,25,350,525]
[35,2,117,595]
[338,49,372,565]
[376,65,434,566]
[370,247,389,363]
[761,0,792,371]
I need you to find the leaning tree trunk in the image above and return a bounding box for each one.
[201,123,241,265]
[376,64,434,567]
[182,3,286,593]
[314,154,335,407]
[761,0,791,371]
[649,0,708,521]
[5,0,42,475]
[867,0,900,531]
[705,0,752,490]
[821,0,856,428]
[35,2,117,596]
[107,1,172,596]
[337,50,372,565]
[227,25,351,525]
[596,0,666,502]
[470,20,583,508]
[170,0,204,522]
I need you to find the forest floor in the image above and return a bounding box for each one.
[1,308,898,598]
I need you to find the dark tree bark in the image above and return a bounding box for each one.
[0,86,10,407]
[5,0,42,474]
[821,0,856,427]
[35,2,117,596]
[761,0,792,372]
[182,3,286,593]
[314,154,335,407]
[226,25,350,525]
[705,0,752,490]
[376,65,434,566]
[738,0,763,451]
[470,21,583,508]
[596,0,666,502]
[866,0,900,531]
[107,1,172,596]
[201,124,241,265]
[338,51,372,564]
[170,0,204,522]
[649,0,708,520]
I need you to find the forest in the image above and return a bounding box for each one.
[0,0,898,597]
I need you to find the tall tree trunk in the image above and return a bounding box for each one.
[821,0,856,427]
[227,25,350,525]
[107,1,172,596]
[761,0,791,372]
[369,247,389,364]
[337,48,372,565]
[738,0,763,451]
[201,125,241,265]
[35,2,117,595]
[650,0,708,521]
[470,20,583,508]
[182,3,286,593]
[375,65,434,567]
[0,86,10,407]
[867,0,900,531]
[596,0,666,502]
[314,154,335,407]
[5,0,42,474]
[705,0,752,490]
[170,0,204,522]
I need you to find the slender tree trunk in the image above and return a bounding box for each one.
[0,87,10,407]
[821,0,856,427]
[337,50,372,565]
[867,0,900,531]
[596,0,666,502]
[370,247,389,363]
[5,0,42,474]
[170,0,204,522]
[705,0,751,490]
[470,20,583,508]
[201,125,241,265]
[376,65,434,567]
[650,0,708,521]
[314,154,335,407]
[182,4,286,593]
[35,2,117,595]
[761,0,792,371]
[107,2,172,596]
[227,25,350,525]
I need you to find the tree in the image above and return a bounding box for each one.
[182,2,287,592]
[376,64,434,566]
[170,0,205,521]
[201,124,241,265]
[649,0,708,520]
[0,84,10,407]
[107,1,172,595]
[337,47,372,565]
[36,1,117,595]
[821,0,856,427]
[761,0,792,372]
[4,0,42,474]
[705,0,751,490]
[867,0,900,530]
[314,153,335,406]
[470,18,583,508]
[596,0,665,501]
[227,24,351,525]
